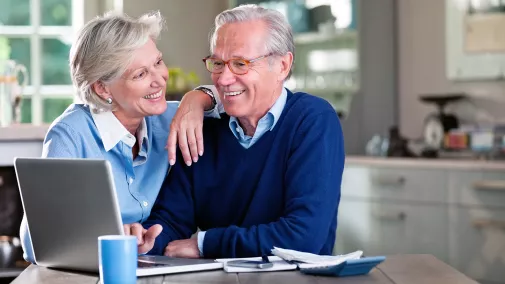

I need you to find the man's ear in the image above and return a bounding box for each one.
[91,81,111,100]
[277,52,293,82]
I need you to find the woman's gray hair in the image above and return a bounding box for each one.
[69,11,165,112]
[209,4,295,79]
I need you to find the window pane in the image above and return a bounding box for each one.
[0,0,30,26]
[20,97,73,124]
[20,97,31,123]
[41,0,72,26]
[5,37,32,85]
[43,97,73,123]
[42,38,71,85]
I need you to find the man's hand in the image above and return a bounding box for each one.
[123,223,162,254]
[167,90,212,167]
[164,238,200,258]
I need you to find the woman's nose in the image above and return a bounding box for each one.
[151,68,168,87]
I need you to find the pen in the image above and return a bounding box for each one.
[261,255,270,263]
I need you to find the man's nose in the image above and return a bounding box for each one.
[217,64,236,86]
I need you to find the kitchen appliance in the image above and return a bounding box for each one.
[0,236,22,269]
[0,60,28,127]
[419,94,466,151]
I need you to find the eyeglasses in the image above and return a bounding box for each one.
[202,54,272,75]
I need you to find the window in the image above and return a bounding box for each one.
[0,0,84,125]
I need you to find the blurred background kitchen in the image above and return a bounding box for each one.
[1,0,505,283]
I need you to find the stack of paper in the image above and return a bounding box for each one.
[271,247,363,269]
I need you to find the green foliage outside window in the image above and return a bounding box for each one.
[21,97,74,124]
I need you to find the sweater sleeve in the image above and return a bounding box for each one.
[142,152,197,255]
[203,110,345,258]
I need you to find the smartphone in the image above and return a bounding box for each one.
[226,260,274,269]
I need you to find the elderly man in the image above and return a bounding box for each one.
[129,4,345,259]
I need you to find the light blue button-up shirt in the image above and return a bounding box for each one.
[197,88,288,255]
[20,98,221,263]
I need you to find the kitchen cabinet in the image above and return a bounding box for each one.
[449,207,505,284]
[335,198,449,263]
[337,157,505,284]
[0,125,46,166]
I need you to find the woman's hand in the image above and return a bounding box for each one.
[167,90,213,166]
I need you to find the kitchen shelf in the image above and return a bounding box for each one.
[294,30,357,46]
[295,87,358,95]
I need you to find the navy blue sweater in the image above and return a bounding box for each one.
[144,91,345,258]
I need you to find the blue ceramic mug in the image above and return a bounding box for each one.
[98,235,137,284]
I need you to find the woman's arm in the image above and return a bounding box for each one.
[166,85,222,166]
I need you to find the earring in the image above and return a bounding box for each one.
[106,97,112,104]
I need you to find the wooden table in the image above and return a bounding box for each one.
[11,255,478,284]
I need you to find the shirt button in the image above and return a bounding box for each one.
[127,134,133,139]
[128,177,133,184]
[236,127,240,132]
[143,201,148,207]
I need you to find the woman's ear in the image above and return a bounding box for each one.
[277,52,294,82]
[91,81,111,100]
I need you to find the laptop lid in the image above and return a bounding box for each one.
[14,157,223,276]
[14,158,123,272]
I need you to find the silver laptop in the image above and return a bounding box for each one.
[14,157,222,277]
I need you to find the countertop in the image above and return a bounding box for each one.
[346,156,505,170]
[0,125,49,141]
[11,254,478,284]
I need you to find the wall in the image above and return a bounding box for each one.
[398,0,505,139]
[122,0,228,85]
[342,0,397,154]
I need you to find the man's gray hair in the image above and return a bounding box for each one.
[69,11,165,112]
[210,4,295,79]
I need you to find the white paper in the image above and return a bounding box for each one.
[271,247,363,268]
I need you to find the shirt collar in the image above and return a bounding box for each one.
[268,87,287,131]
[90,110,148,151]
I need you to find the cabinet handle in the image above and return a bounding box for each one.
[472,219,505,229]
[373,176,406,186]
[373,211,406,221]
[0,176,3,187]
[472,180,505,191]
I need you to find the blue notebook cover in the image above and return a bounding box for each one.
[299,256,386,277]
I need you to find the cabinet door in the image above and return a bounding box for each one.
[342,165,447,203]
[450,170,505,209]
[335,198,449,262]
[334,197,382,256]
[449,207,505,284]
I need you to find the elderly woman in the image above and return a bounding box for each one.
[20,11,220,263]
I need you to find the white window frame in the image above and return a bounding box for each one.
[0,0,84,125]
